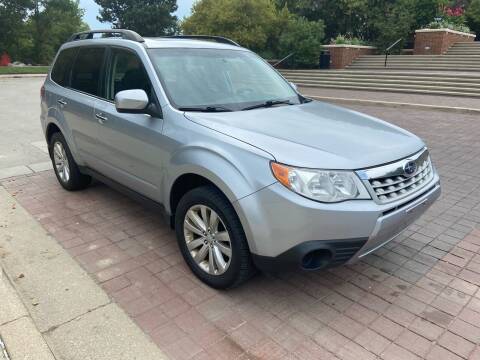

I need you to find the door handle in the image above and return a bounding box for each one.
[57,99,67,106]
[95,113,108,124]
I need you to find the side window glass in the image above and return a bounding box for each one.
[70,47,105,97]
[108,49,151,101]
[51,48,77,86]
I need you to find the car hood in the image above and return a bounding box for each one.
[184,101,425,169]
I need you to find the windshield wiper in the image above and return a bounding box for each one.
[178,106,233,112]
[242,99,293,111]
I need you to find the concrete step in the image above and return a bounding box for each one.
[284,75,480,89]
[280,69,480,77]
[446,49,480,56]
[348,65,480,71]
[361,55,480,59]
[353,60,480,65]
[284,74,480,87]
[451,42,480,47]
[296,82,480,98]
[289,79,480,93]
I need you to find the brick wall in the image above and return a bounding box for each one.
[414,29,475,55]
[322,45,376,69]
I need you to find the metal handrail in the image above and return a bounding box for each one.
[273,53,295,68]
[384,38,403,67]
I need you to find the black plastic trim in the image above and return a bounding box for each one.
[252,238,368,273]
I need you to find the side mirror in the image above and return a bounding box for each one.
[289,82,298,91]
[115,89,149,113]
[115,89,162,118]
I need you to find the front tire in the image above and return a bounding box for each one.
[175,186,255,289]
[49,132,91,191]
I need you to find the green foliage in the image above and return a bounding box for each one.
[278,16,324,67]
[30,0,89,64]
[0,0,33,60]
[331,35,366,45]
[95,0,178,36]
[466,0,480,35]
[368,0,417,52]
[0,0,88,64]
[425,19,471,32]
[181,0,325,67]
[182,0,279,53]
[0,66,49,74]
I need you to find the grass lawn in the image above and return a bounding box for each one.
[0,66,49,75]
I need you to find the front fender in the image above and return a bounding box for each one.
[165,144,275,213]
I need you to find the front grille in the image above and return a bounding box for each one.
[361,149,434,204]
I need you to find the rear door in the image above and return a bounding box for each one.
[63,46,107,167]
[48,47,78,143]
[93,47,165,200]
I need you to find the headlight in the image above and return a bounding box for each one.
[271,162,369,203]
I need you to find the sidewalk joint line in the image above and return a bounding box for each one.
[41,300,112,335]
[0,336,11,360]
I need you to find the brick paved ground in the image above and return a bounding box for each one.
[2,105,480,359]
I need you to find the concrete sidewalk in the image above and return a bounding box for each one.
[0,268,55,360]
[0,186,168,360]
[300,87,480,113]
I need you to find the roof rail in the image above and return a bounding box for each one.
[162,35,239,47]
[68,29,145,43]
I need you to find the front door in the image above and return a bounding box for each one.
[93,47,165,201]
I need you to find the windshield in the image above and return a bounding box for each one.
[147,48,301,111]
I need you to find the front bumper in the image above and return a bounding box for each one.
[234,172,440,272]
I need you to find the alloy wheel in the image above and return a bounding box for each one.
[183,205,232,275]
[53,141,70,183]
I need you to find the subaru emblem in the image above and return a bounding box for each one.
[404,161,417,177]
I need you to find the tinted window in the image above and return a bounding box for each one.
[107,48,151,101]
[51,48,77,86]
[70,47,105,97]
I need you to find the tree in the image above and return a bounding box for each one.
[276,0,369,40]
[29,0,88,64]
[278,16,324,67]
[0,0,87,64]
[0,0,32,60]
[466,0,480,35]
[182,0,279,53]
[95,0,178,36]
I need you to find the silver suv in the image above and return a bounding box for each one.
[41,29,441,288]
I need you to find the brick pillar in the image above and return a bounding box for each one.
[322,45,376,69]
[414,29,476,55]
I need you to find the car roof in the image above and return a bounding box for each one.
[143,38,243,50]
[62,30,246,52]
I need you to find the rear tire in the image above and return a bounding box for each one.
[49,132,91,191]
[175,186,256,289]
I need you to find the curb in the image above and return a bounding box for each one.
[306,95,480,115]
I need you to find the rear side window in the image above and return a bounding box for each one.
[51,48,77,86]
[70,47,106,97]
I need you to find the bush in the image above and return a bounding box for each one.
[424,19,471,33]
[277,16,324,68]
[330,35,366,46]
[466,0,480,36]
[181,0,279,53]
